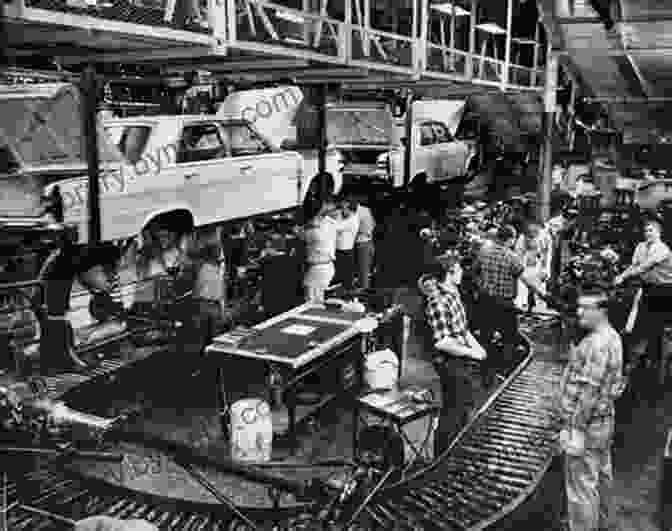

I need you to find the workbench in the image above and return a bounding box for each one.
[205,302,378,454]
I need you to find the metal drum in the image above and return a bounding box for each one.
[229,398,273,463]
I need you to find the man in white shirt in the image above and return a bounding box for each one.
[334,196,359,292]
[350,193,376,290]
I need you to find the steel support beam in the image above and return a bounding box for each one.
[539,51,559,222]
[466,0,477,79]
[502,0,513,88]
[317,83,327,175]
[81,65,101,244]
[557,13,672,24]
[403,90,415,187]
[584,97,672,104]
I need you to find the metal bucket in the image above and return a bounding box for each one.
[364,349,399,390]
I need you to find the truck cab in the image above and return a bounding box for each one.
[376,100,480,189]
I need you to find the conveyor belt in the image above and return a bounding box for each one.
[349,316,564,530]
[3,315,563,530]
[29,348,157,403]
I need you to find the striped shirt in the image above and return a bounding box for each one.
[425,283,469,346]
[476,242,524,302]
[559,325,624,434]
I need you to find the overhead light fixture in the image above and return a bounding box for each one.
[276,10,305,24]
[431,3,470,16]
[475,22,506,35]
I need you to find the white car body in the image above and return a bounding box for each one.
[378,119,477,187]
[217,86,343,192]
[46,115,307,243]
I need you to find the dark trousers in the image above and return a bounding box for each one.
[632,283,672,368]
[335,248,356,291]
[476,293,518,376]
[355,241,375,290]
[179,298,221,357]
[434,356,483,455]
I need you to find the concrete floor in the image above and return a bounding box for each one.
[63,283,671,530]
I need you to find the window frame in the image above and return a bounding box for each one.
[176,121,229,164]
[419,123,436,146]
[221,122,273,157]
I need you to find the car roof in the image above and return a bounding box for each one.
[104,115,246,126]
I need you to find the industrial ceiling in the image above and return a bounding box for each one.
[540,0,672,143]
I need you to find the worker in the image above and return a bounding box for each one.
[556,284,625,531]
[38,238,121,373]
[350,192,376,290]
[130,222,189,318]
[182,229,227,362]
[334,194,359,293]
[300,199,338,303]
[473,224,547,381]
[419,255,487,455]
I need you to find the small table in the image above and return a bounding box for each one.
[353,387,441,470]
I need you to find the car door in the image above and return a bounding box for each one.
[414,122,436,180]
[98,120,189,241]
[221,121,301,218]
[432,122,462,181]
[173,120,231,226]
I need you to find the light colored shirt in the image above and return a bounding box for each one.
[355,204,376,244]
[632,239,672,285]
[194,262,225,302]
[304,216,337,264]
[559,325,624,440]
[335,211,359,251]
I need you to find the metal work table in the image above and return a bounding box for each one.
[205,302,377,454]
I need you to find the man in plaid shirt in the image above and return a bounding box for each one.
[419,256,486,455]
[474,224,546,378]
[557,286,625,531]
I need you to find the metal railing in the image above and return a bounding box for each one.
[350,26,415,70]
[15,0,214,34]
[233,0,346,60]
[425,44,468,76]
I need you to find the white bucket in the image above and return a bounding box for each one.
[229,398,273,463]
[364,349,399,390]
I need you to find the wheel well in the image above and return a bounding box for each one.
[144,210,195,236]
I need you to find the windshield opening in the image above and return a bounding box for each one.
[105,125,152,164]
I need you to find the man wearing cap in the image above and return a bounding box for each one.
[473,224,547,380]
[418,255,487,454]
